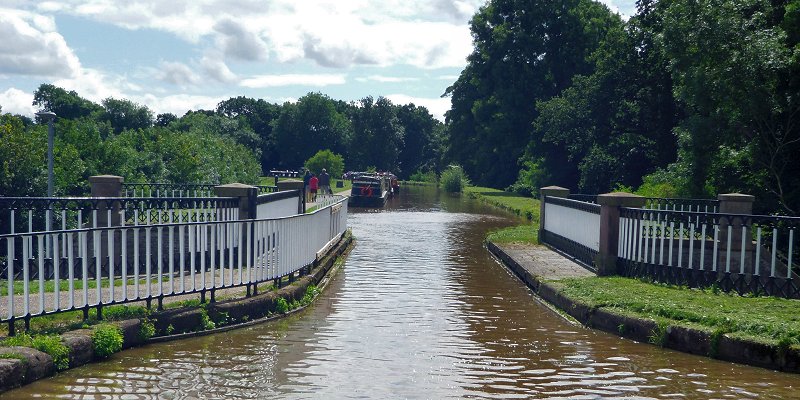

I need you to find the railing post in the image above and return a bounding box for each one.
[89,175,123,227]
[214,183,258,219]
[214,183,258,296]
[595,192,646,276]
[539,186,570,243]
[276,179,305,214]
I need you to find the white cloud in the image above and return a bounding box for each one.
[0,88,35,116]
[213,18,269,61]
[599,0,637,18]
[0,9,81,78]
[385,94,450,122]
[355,75,419,83]
[240,74,346,88]
[135,93,225,116]
[200,54,237,83]
[155,61,201,86]
[26,0,481,69]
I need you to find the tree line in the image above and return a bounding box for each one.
[1,85,445,197]
[445,0,800,215]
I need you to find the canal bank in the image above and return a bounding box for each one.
[0,231,354,393]
[487,241,800,374]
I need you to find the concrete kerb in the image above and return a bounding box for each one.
[0,231,354,394]
[486,240,800,374]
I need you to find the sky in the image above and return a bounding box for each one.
[0,0,637,122]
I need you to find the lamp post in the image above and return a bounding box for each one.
[35,111,56,197]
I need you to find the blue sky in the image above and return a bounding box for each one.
[0,1,637,121]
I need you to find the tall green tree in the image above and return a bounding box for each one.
[396,104,444,179]
[32,84,102,120]
[217,96,281,173]
[529,8,679,194]
[658,0,800,213]
[100,98,154,134]
[272,93,351,169]
[444,0,621,188]
[348,96,404,172]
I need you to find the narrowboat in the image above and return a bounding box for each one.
[349,173,390,207]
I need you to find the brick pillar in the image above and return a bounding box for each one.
[539,186,570,243]
[89,175,123,227]
[595,192,646,276]
[214,183,258,219]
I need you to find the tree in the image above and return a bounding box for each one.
[155,113,177,127]
[529,12,678,194]
[32,84,102,120]
[217,96,281,172]
[304,149,345,178]
[658,0,800,213]
[0,113,46,196]
[396,104,444,179]
[348,96,404,172]
[100,98,154,134]
[272,93,351,169]
[444,0,621,188]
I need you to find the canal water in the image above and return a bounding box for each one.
[7,186,797,399]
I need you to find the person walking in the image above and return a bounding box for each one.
[303,169,312,202]
[319,168,331,194]
[309,174,319,202]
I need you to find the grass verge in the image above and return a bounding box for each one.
[464,186,540,223]
[465,185,540,245]
[549,276,800,349]
[486,224,538,245]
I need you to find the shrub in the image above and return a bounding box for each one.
[139,319,156,340]
[33,335,70,370]
[440,165,470,193]
[275,298,289,314]
[304,149,345,178]
[199,310,216,331]
[93,324,123,358]
[409,169,437,183]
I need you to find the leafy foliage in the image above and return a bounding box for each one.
[92,324,123,358]
[275,298,289,314]
[305,149,345,178]
[446,0,800,215]
[441,165,470,193]
[3,333,70,370]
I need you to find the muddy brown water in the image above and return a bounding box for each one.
[5,186,797,399]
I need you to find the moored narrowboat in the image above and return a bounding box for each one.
[349,173,390,207]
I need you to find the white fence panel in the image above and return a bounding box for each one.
[544,201,601,251]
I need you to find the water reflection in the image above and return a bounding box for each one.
[8,186,797,399]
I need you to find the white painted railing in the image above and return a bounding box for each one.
[543,197,601,251]
[0,197,348,330]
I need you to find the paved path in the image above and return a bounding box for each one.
[491,243,595,280]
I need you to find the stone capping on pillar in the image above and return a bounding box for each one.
[595,192,646,276]
[717,193,755,214]
[89,175,124,197]
[539,186,570,241]
[596,192,647,208]
[214,183,258,220]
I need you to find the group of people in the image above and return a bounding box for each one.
[303,168,331,202]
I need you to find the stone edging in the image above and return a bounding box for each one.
[0,232,354,393]
[486,240,800,374]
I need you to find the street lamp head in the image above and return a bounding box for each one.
[35,110,56,123]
